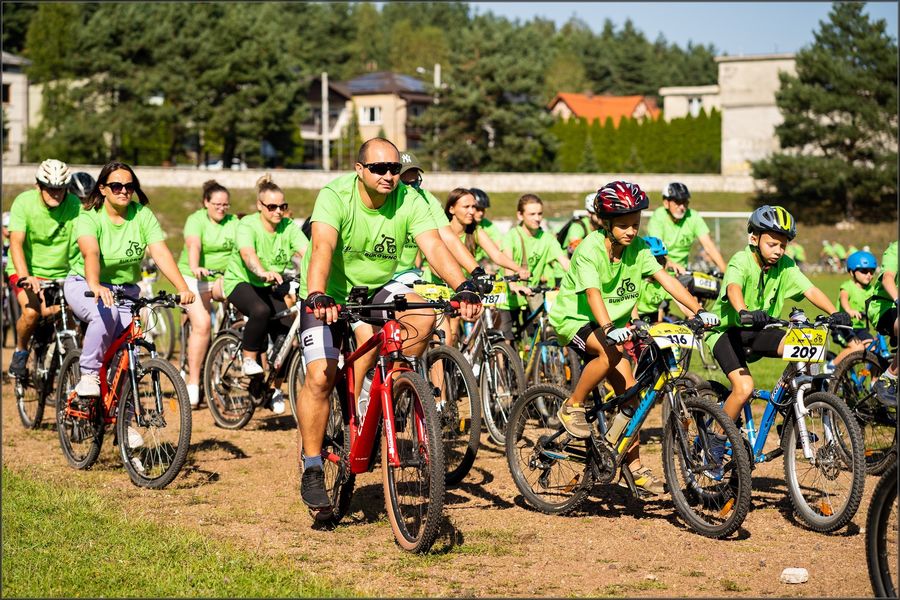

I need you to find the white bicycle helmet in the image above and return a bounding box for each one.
[35,158,71,188]
[584,192,597,214]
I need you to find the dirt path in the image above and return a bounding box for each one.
[2,362,880,598]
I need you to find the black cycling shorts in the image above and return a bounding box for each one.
[876,307,898,345]
[712,327,786,375]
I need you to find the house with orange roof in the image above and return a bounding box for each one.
[547,92,660,126]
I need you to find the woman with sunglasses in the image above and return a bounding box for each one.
[175,179,239,408]
[6,159,83,378]
[64,162,195,398]
[221,174,308,414]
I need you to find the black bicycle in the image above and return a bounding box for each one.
[867,461,898,598]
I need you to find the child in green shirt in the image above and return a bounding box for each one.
[548,181,718,495]
[870,241,898,406]
[829,250,878,370]
[632,236,674,323]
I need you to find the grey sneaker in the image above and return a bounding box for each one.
[75,373,101,397]
[633,466,666,495]
[874,376,898,409]
[557,400,590,439]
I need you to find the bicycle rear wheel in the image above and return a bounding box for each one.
[662,393,752,538]
[866,462,898,598]
[203,332,255,429]
[481,341,526,445]
[425,344,481,486]
[317,384,356,525]
[506,383,594,515]
[381,371,445,553]
[781,391,865,533]
[55,350,105,469]
[117,357,192,489]
[830,350,897,475]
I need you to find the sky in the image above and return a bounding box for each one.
[469,2,899,56]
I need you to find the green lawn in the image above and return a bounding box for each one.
[1,467,354,598]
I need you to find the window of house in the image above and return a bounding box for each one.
[688,96,702,118]
[2,84,10,104]
[359,106,382,125]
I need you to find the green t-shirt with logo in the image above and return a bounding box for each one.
[177,210,239,279]
[70,202,166,284]
[707,245,813,349]
[549,232,661,346]
[5,188,82,279]
[298,172,438,303]
[223,213,308,297]
[645,206,710,268]
[552,216,592,283]
[838,279,876,329]
[636,278,672,317]
[868,241,898,324]
[396,187,446,272]
[499,225,566,310]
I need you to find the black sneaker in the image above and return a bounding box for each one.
[300,466,332,510]
[8,350,28,377]
[874,377,898,409]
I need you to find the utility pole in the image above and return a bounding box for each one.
[432,63,440,171]
[322,71,330,172]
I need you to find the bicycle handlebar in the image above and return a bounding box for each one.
[15,277,65,290]
[84,289,180,311]
[739,312,853,330]
[304,295,462,321]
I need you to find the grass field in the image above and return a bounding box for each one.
[1,467,354,598]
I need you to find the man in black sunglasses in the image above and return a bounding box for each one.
[295,137,484,511]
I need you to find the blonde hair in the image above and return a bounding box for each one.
[256,173,282,198]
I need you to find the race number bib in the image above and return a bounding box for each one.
[781,328,827,362]
[692,273,719,294]
[648,323,697,350]
[482,280,508,306]
[413,283,452,303]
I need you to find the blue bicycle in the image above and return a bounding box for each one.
[706,308,866,533]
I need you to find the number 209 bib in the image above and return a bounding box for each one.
[781,328,827,362]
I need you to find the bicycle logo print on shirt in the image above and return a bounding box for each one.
[608,277,638,305]
[366,234,397,259]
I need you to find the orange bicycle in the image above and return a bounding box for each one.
[55,289,191,489]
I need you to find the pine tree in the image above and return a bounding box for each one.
[751,2,898,223]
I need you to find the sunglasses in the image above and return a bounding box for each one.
[105,181,136,194]
[856,268,875,275]
[263,203,288,212]
[669,199,690,206]
[362,162,402,176]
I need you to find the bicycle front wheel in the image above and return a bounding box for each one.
[15,339,48,429]
[55,350,105,469]
[117,357,192,489]
[425,344,481,486]
[662,394,752,539]
[203,332,255,429]
[830,350,897,475]
[866,462,898,598]
[505,384,594,515]
[381,371,445,553]
[481,341,526,446]
[781,391,865,533]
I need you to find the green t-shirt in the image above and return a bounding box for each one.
[298,172,437,303]
[838,279,876,329]
[846,245,859,256]
[177,210,239,279]
[832,243,847,260]
[785,242,807,263]
[223,213,308,297]
[645,206,710,268]
[636,278,672,317]
[707,246,813,348]
[478,217,502,244]
[70,202,166,284]
[548,232,661,345]
[5,188,82,279]
[396,188,446,272]
[499,225,566,310]
[868,241,898,324]
[552,216,592,282]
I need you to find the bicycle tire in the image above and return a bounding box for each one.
[481,341,526,446]
[662,393,752,539]
[316,384,356,526]
[829,350,897,475]
[866,462,898,598]
[116,357,192,489]
[425,344,481,486]
[660,371,709,426]
[143,305,176,360]
[15,336,48,429]
[781,391,866,533]
[505,383,594,515]
[55,350,105,469]
[203,332,255,429]
[381,371,445,553]
[178,317,192,378]
[287,349,304,427]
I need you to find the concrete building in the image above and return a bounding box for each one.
[2,51,32,165]
[659,53,796,177]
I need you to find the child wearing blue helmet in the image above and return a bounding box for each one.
[633,236,675,323]
[830,250,879,369]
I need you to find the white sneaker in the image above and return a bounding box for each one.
[127,426,144,449]
[241,358,264,376]
[270,389,285,414]
[75,373,101,397]
[186,383,200,408]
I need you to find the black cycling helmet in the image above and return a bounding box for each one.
[69,171,96,201]
[747,204,797,241]
[662,182,690,201]
[470,188,490,209]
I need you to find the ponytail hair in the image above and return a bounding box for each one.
[256,173,282,198]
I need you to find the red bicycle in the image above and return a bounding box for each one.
[56,289,192,489]
[312,288,459,553]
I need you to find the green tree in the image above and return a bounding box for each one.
[751,2,898,223]
[386,19,450,77]
[2,2,38,55]
[23,3,85,82]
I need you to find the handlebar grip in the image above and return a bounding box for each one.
[84,291,95,298]
[739,313,754,326]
